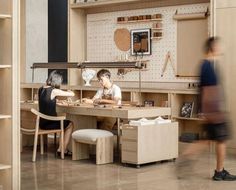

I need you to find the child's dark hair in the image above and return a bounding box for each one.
[46,70,63,89]
[97,69,111,79]
[204,37,220,54]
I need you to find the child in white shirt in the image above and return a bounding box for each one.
[83,69,122,130]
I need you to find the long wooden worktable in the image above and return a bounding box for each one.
[56,104,171,119]
[21,102,172,154]
[21,102,171,124]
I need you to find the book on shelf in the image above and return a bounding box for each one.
[180,102,194,118]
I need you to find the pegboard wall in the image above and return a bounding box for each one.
[87,3,210,82]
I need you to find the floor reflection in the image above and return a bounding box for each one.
[21,148,236,190]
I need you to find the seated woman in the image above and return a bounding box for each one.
[38,70,74,156]
[83,69,122,131]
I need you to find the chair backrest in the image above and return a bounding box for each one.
[30,109,41,132]
[30,108,66,121]
[30,108,66,132]
[21,110,37,134]
[21,109,46,134]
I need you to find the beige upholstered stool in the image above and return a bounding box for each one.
[72,129,114,164]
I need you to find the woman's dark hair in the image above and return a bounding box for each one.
[204,36,220,54]
[46,70,63,88]
[97,69,111,79]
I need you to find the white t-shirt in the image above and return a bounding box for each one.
[93,84,121,100]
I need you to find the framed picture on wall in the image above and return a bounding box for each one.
[131,28,151,56]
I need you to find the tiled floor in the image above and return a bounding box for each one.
[21,148,236,190]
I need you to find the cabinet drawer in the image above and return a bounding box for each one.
[122,140,137,151]
[122,151,137,163]
[122,125,137,140]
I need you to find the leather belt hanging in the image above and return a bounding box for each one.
[161,51,175,77]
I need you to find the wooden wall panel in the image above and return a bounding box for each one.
[20,0,26,82]
[215,0,236,8]
[216,6,236,148]
[176,18,208,77]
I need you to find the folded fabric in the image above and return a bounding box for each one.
[129,118,155,126]
[154,116,171,124]
[129,117,171,126]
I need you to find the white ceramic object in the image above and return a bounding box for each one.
[82,69,96,86]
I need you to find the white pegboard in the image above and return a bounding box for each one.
[87,3,210,82]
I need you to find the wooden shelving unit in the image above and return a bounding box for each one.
[63,0,215,156]
[0,0,20,189]
[170,93,204,142]
[152,17,163,40]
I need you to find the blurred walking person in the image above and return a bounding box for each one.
[177,37,236,181]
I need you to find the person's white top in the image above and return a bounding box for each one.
[93,84,121,100]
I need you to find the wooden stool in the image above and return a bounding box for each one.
[72,129,114,164]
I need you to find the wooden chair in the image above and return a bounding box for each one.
[21,108,66,162]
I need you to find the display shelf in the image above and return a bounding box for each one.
[152,28,163,30]
[172,116,204,121]
[0,115,11,119]
[117,18,162,24]
[151,37,162,40]
[0,65,12,69]
[0,164,11,170]
[0,14,12,19]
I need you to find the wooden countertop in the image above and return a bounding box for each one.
[21,102,171,119]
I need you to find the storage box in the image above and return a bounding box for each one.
[122,122,178,166]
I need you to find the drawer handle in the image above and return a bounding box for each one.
[124,126,135,129]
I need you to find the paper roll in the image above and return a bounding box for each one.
[173,13,207,20]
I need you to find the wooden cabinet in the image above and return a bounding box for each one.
[0,0,20,189]
[122,122,178,166]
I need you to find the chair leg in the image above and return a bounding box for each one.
[96,137,113,165]
[32,133,39,162]
[44,135,48,152]
[40,135,44,155]
[72,139,89,161]
[60,131,64,159]
[54,133,57,158]
[20,133,23,153]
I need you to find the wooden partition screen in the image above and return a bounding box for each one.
[176,17,208,77]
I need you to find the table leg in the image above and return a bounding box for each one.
[117,118,120,160]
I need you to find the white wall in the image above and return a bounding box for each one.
[25,0,48,83]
